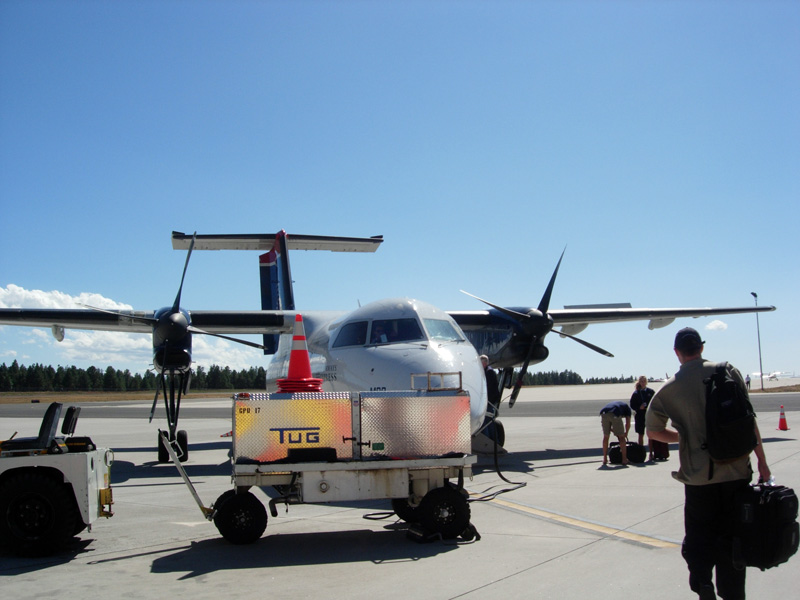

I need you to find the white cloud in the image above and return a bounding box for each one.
[705,320,728,332]
[57,330,152,366]
[191,335,267,372]
[0,284,132,310]
[1,285,267,372]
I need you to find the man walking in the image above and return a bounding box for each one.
[646,328,771,600]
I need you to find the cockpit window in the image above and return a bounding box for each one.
[332,321,368,348]
[369,318,424,344]
[424,318,463,342]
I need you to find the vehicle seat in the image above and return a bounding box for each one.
[0,402,63,452]
[61,405,81,436]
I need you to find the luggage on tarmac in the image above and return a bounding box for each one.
[732,483,799,571]
[650,439,670,461]
[608,441,646,464]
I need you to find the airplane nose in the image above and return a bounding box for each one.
[460,359,489,435]
[430,344,488,435]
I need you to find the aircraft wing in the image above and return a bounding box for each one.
[549,305,775,330]
[0,309,293,335]
[450,305,776,333]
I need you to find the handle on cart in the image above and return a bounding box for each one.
[158,430,214,520]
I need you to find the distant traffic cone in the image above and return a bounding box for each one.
[277,314,323,393]
[777,406,790,431]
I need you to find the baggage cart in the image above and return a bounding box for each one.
[166,387,477,544]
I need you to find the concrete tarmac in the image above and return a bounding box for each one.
[1,384,798,599]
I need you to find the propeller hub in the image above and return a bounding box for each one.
[154,308,190,344]
[522,308,554,337]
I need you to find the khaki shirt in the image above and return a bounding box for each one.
[646,357,753,486]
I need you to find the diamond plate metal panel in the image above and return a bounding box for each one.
[301,469,409,502]
[233,392,353,463]
[359,392,471,459]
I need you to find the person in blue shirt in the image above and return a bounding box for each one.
[600,400,632,465]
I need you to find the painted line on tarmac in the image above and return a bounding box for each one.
[486,495,680,549]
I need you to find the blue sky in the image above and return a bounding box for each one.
[1,1,797,381]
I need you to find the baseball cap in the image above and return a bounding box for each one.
[674,327,705,352]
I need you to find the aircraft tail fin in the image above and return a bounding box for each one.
[260,232,294,353]
[171,230,384,355]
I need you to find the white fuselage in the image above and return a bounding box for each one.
[265,298,488,435]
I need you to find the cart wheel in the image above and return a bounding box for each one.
[0,472,78,556]
[72,521,88,536]
[418,486,471,539]
[177,430,189,463]
[391,498,421,523]
[213,489,237,510]
[213,491,267,544]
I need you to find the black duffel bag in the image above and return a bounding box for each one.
[732,483,799,571]
[608,441,646,464]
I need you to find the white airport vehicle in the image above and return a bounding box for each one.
[0,402,114,556]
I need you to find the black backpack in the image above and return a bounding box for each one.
[703,362,757,475]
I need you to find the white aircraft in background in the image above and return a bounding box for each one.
[752,371,786,381]
[0,231,776,460]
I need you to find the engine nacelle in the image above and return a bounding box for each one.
[559,324,588,336]
[51,325,65,342]
[648,318,675,330]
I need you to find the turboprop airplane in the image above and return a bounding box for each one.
[0,230,776,460]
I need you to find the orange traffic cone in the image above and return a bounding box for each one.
[277,314,323,393]
[777,406,790,431]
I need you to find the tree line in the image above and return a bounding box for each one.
[522,369,583,385]
[521,370,635,386]
[0,361,266,393]
[0,361,638,394]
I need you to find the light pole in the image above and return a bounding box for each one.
[751,292,764,391]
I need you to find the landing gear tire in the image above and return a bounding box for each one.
[494,419,506,448]
[391,497,421,523]
[157,430,189,463]
[213,491,267,545]
[0,472,78,556]
[418,485,471,539]
[177,430,188,463]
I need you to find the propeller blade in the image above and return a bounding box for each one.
[509,337,539,407]
[557,330,614,357]
[172,232,196,312]
[187,326,267,350]
[464,249,610,408]
[459,290,532,321]
[538,248,565,314]
[149,376,161,423]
